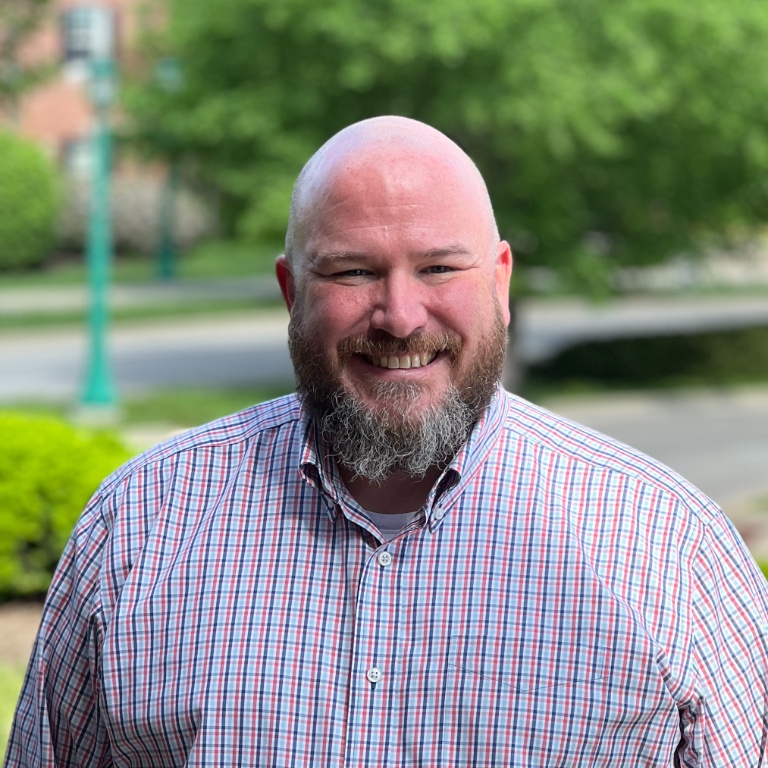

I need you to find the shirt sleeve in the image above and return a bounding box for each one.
[676,513,768,766]
[3,497,112,768]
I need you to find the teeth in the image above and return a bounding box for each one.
[372,352,437,369]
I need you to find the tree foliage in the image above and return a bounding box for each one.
[126,0,768,281]
[0,0,51,106]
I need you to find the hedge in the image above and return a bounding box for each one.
[0,131,59,271]
[0,413,133,599]
[527,325,768,390]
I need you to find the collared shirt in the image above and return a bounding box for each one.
[6,389,768,767]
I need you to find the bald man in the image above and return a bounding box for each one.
[7,117,768,767]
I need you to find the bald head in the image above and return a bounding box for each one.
[284,116,499,263]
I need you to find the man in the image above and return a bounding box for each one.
[6,116,768,766]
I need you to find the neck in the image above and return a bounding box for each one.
[339,464,442,514]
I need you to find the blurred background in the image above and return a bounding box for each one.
[2,0,768,746]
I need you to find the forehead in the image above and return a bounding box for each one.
[297,147,492,258]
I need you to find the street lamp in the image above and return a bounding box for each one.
[79,55,118,412]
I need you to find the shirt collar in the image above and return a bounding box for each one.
[298,386,509,527]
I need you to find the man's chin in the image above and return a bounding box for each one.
[344,379,446,423]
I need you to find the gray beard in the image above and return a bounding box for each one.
[315,380,476,484]
[289,302,506,484]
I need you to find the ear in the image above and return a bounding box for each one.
[495,240,514,326]
[276,254,296,311]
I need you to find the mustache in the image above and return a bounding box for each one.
[338,332,462,361]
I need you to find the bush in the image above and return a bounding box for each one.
[527,325,768,391]
[0,413,133,600]
[57,171,217,255]
[0,131,59,271]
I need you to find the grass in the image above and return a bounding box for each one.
[0,663,26,756]
[0,238,287,330]
[3,384,295,431]
[121,385,294,426]
[0,238,282,288]
[0,298,285,332]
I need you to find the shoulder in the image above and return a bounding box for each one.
[67,394,304,602]
[496,389,719,523]
[91,394,304,511]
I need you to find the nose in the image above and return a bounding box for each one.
[369,272,429,338]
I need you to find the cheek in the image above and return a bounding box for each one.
[441,290,504,355]
[433,286,489,335]
[307,288,373,338]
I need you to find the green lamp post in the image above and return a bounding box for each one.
[80,55,118,411]
[154,56,183,281]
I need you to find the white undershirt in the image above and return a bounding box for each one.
[365,509,419,542]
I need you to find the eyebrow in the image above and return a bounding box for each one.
[309,251,367,269]
[421,244,474,259]
[309,244,473,268]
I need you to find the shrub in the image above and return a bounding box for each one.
[0,131,59,271]
[527,325,768,390]
[0,413,133,600]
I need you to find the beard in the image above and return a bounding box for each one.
[288,302,507,485]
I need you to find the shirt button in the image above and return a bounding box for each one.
[366,667,382,683]
[377,551,392,567]
[433,507,445,520]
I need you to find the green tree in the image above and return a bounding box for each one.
[126,0,768,285]
[0,0,51,108]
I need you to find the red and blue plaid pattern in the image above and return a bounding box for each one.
[6,389,768,766]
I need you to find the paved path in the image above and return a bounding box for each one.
[516,294,768,362]
[0,311,293,401]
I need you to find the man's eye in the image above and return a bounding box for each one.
[426,265,455,274]
[334,269,370,278]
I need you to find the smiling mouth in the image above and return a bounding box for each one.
[363,351,439,370]
[340,333,460,372]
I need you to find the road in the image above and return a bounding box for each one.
[0,312,294,401]
[516,294,768,362]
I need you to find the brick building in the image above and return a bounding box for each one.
[5,0,146,175]
[3,1,216,255]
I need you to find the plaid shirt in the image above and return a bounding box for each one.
[6,389,768,767]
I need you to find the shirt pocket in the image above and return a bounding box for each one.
[448,633,609,694]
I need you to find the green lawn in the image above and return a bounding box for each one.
[0,299,285,333]
[1,238,281,288]
[3,385,294,432]
[0,238,286,331]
